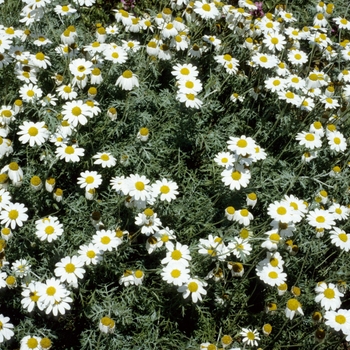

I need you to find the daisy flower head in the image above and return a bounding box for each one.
[327,131,347,152]
[214,54,239,74]
[152,178,179,202]
[227,237,252,260]
[0,314,14,343]
[171,63,198,80]
[283,194,307,223]
[35,216,63,242]
[135,209,162,236]
[62,100,93,127]
[21,335,42,350]
[103,45,128,64]
[177,278,207,303]
[55,144,85,163]
[234,208,254,226]
[261,230,281,251]
[214,151,236,168]
[325,309,350,333]
[307,208,335,230]
[56,84,78,100]
[17,121,49,147]
[330,227,350,251]
[124,174,152,202]
[99,316,115,334]
[329,203,349,221]
[267,200,293,223]
[161,241,192,267]
[263,32,286,52]
[240,328,260,347]
[21,281,45,312]
[77,171,102,191]
[92,229,121,252]
[285,298,304,320]
[54,4,77,16]
[177,77,203,95]
[264,76,286,92]
[227,135,256,156]
[256,265,287,286]
[12,259,31,278]
[252,53,279,68]
[69,58,92,77]
[315,282,344,310]
[30,51,51,69]
[92,152,116,168]
[221,164,251,191]
[278,90,302,106]
[116,70,139,91]
[320,96,340,109]
[37,277,70,309]
[334,17,350,30]
[54,255,86,286]
[161,262,190,286]
[193,1,219,20]
[176,93,203,109]
[19,83,43,103]
[296,131,322,150]
[0,202,28,229]
[1,162,23,185]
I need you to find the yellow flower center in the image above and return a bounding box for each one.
[271,37,279,45]
[122,70,133,78]
[85,176,94,184]
[324,288,335,299]
[231,171,241,181]
[287,298,300,311]
[338,233,348,242]
[63,146,76,156]
[101,236,111,245]
[188,281,198,292]
[226,206,235,215]
[44,225,54,235]
[268,271,278,279]
[180,68,189,75]
[65,263,75,273]
[305,133,315,141]
[240,209,249,217]
[87,250,96,258]
[28,127,39,136]
[72,106,82,116]
[171,249,182,260]
[46,286,56,296]
[335,315,346,324]
[30,291,39,302]
[202,4,211,11]
[160,185,170,194]
[316,216,325,223]
[135,181,145,191]
[277,207,287,215]
[8,210,19,220]
[27,338,39,349]
[134,270,143,278]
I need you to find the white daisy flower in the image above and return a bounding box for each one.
[177,278,207,303]
[54,255,86,286]
[115,70,139,91]
[152,179,179,202]
[161,262,190,286]
[0,202,28,229]
[17,121,49,146]
[315,282,344,310]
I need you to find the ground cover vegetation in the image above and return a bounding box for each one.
[0,0,349,348]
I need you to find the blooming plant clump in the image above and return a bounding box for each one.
[0,0,349,348]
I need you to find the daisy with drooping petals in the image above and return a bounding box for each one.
[315,282,343,310]
[116,70,139,91]
[0,203,28,229]
[177,278,207,303]
[285,298,304,320]
[17,121,49,147]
